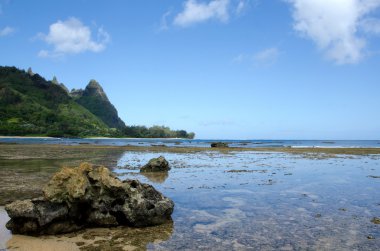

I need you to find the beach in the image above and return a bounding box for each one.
[0,143,380,250]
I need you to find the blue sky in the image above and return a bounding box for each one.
[1,0,380,139]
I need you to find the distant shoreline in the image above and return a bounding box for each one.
[0,136,53,139]
[84,137,187,140]
[0,136,190,140]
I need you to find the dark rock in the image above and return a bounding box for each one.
[5,162,174,235]
[210,142,229,148]
[371,217,380,224]
[140,156,170,172]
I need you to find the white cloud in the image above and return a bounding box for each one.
[0,26,14,37]
[37,17,110,58]
[361,18,380,34]
[236,0,247,14]
[254,47,280,65]
[174,0,230,27]
[287,0,380,64]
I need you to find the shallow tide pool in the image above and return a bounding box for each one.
[1,149,380,250]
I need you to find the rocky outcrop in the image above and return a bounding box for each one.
[140,156,170,172]
[5,163,174,235]
[211,142,229,148]
[69,88,84,98]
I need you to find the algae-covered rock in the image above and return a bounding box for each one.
[210,142,229,148]
[5,162,174,235]
[140,156,170,172]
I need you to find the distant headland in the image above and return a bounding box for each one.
[0,66,195,139]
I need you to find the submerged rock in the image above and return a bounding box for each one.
[140,156,170,172]
[5,163,174,235]
[371,217,380,224]
[210,142,229,148]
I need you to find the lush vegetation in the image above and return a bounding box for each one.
[124,125,195,139]
[74,80,126,130]
[0,67,112,137]
[0,66,195,139]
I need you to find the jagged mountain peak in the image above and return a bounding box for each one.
[75,79,126,130]
[84,79,109,101]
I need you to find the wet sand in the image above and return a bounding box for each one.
[0,144,380,250]
[1,208,173,251]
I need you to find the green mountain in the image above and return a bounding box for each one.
[72,80,126,130]
[0,66,120,137]
[0,66,195,139]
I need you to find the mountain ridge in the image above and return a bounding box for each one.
[0,66,123,137]
[72,79,126,130]
[0,66,195,139]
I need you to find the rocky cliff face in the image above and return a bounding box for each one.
[73,80,126,130]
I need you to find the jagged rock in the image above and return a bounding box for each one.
[211,142,229,148]
[140,156,170,172]
[69,88,84,98]
[5,163,174,235]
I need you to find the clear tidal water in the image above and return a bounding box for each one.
[1,137,380,148]
[0,147,380,250]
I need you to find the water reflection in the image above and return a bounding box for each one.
[5,220,174,251]
[140,172,169,183]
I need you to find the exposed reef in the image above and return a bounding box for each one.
[5,163,174,235]
[211,142,229,148]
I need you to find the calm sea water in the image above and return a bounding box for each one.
[1,137,379,148]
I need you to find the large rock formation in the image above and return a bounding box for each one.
[140,156,170,172]
[5,163,174,235]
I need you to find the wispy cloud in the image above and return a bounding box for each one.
[236,0,248,14]
[0,26,14,37]
[360,18,380,34]
[0,0,12,16]
[37,17,110,58]
[287,0,380,64]
[233,47,280,66]
[253,47,280,66]
[158,10,172,32]
[174,0,230,27]
[232,53,247,63]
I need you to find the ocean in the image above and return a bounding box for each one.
[0,137,379,148]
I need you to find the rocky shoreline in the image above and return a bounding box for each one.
[5,163,174,235]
